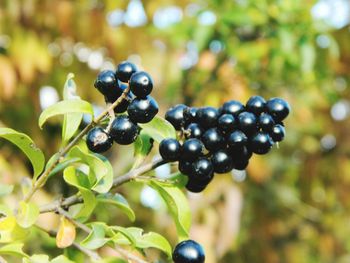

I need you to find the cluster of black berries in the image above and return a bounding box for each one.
[86,61,158,153]
[172,239,205,263]
[159,96,290,193]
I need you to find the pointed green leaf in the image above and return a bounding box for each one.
[97,193,135,222]
[0,216,30,243]
[51,255,75,263]
[80,223,109,250]
[133,132,154,168]
[16,201,39,228]
[23,254,50,263]
[139,116,176,143]
[0,128,45,179]
[0,243,29,258]
[38,100,93,129]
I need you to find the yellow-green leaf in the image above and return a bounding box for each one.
[16,202,39,228]
[56,216,76,248]
[139,116,176,143]
[0,243,29,258]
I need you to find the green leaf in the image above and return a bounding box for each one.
[68,146,113,194]
[0,216,30,243]
[0,183,14,197]
[62,73,84,144]
[0,128,45,179]
[149,181,191,240]
[133,131,154,169]
[16,201,39,228]
[80,223,109,250]
[0,243,29,258]
[51,255,75,263]
[139,116,176,143]
[48,157,80,178]
[23,254,50,263]
[97,193,135,222]
[109,226,136,246]
[38,99,93,129]
[63,166,97,221]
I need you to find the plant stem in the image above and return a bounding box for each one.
[23,86,130,202]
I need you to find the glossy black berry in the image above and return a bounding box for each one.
[185,123,203,139]
[185,178,207,193]
[179,160,193,175]
[246,96,266,115]
[94,70,120,98]
[196,107,218,128]
[218,114,237,134]
[238,111,258,135]
[116,61,137,82]
[222,100,245,116]
[202,128,225,152]
[270,124,285,142]
[266,98,290,122]
[86,127,113,153]
[110,115,139,145]
[233,159,249,170]
[127,96,158,123]
[227,130,248,150]
[159,138,181,161]
[113,96,130,113]
[129,71,153,98]
[165,104,188,130]
[172,240,205,263]
[258,113,275,131]
[189,158,214,185]
[211,150,234,174]
[231,146,252,162]
[181,138,204,161]
[184,107,198,124]
[250,132,274,154]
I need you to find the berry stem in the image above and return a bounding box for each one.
[105,102,116,132]
[23,85,131,203]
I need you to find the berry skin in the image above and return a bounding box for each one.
[178,160,193,175]
[113,97,130,113]
[238,111,258,135]
[86,127,113,153]
[258,113,275,131]
[246,96,266,115]
[250,132,274,154]
[116,61,137,82]
[221,100,245,116]
[95,70,120,98]
[218,114,237,134]
[211,150,234,174]
[181,138,204,161]
[185,178,207,193]
[202,128,225,152]
[127,96,159,123]
[159,138,181,161]
[227,130,248,150]
[110,115,139,145]
[172,240,205,263]
[266,98,290,122]
[129,71,153,98]
[185,123,203,139]
[196,107,219,128]
[104,82,128,104]
[270,124,285,142]
[189,158,214,185]
[184,107,198,124]
[165,104,188,130]
[233,159,249,170]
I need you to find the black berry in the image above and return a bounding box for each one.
[165,104,188,130]
[231,146,252,161]
[185,178,207,193]
[172,240,205,263]
[266,98,290,122]
[185,123,203,139]
[189,158,214,185]
[184,107,198,124]
[179,160,193,175]
[86,127,113,153]
[238,111,258,135]
[218,113,237,134]
[94,70,120,98]
[227,130,248,150]
[129,71,153,98]
[110,115,139,145]
[202,128,225,152]
[250,132,273,154]
[159,138,181,161]
[258,113,275,131]
[233,159,249,170]
[221,100,245,116]
[181,138,204,161]
[116,61,137,82]
[270,124,285,142]
[246,96,266,115]
[127,96,159,123]
[196,107,218,128]
[211,150,234,173]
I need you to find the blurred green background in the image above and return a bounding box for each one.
[1,0,350,262]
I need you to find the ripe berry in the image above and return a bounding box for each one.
[270,124,285,142]
[184,107,198,124]
[116,61,137,82]
[189,158,214,185]
[129,71,153,98]
[86,127,113,153]
[159,138,181,161]
[165,104,188,130]
[227,130,248,150]
[218,114,237,134]
[202,128,225,152]
[94,70,120,97]
[258,113,275,131]
[172,240,205,263]
[181,138,204,161]
[113,96,130,113]
[221,100,245,116]
[233,159,249,170]
[179,160,193,175]
[238,111,258,135]
[186,178,207,193]
[246,96,266,115]
[196,107,218,128]
[250,132,273,154]
[231,146,252,161]
[266,98,290,122]
[211,150,234,173]
[104,83,128,104]
[110,115,139,145]
[185,123,203,139]
[127,96,159,123]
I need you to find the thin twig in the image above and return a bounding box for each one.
[114,246,149,263]
[23,86,131,202]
